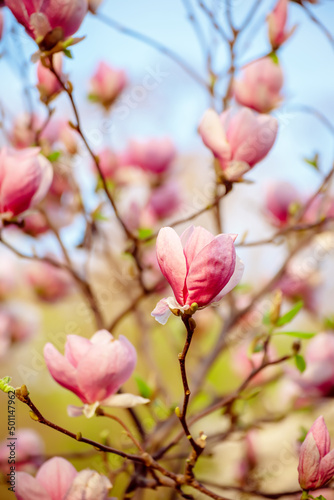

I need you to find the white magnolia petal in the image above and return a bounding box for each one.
[101,393,150,408]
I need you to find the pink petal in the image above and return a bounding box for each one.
[319,449,334,486]
[186,234,236,307]
[311,416,331,458]
[76,336,136,403]
[298,433,321,489]
[30,154,53,206]
[199,109,231,166]
[182,226,215,269]
[44,343,85,402]
[36,457,77,500]
[156,227,187,305]
[16,472,51,500]
[65,335,92,368]
[64,469,112,500]
[90,329,114,345]
[212,254,244,302]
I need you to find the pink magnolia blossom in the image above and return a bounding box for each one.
[0,147,53,218]
[37,53,64,103]
[152,226,244,324]
[89,62,127,109]
[267,0,295,50]
[95,148,119,180]
[5,0,88,41]
[303,194,334,225]
[265,181,301,227]
[290,333,334,397]
[25,260,73,303]
[0,429,44,474]
[298,416,334,490]
[274,264,319,313]
[15,456,112,500]
[147,181,182,220]
[124,138,176,175]
[44,330,149,417]
[0,8,4,40]
[199,108,278,181]
[234,57,284,113]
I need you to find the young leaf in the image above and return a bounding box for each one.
[138,228,153,240]
[295,354,306,373]
[276,301,304,327]
[274,331,315,339]
[135,375,153,399]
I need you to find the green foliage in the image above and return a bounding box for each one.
[295,354,306,373]
[276,301,304,326]
[137,228,153,240]
[274,331,316,339]
[135,375,153,399]
[0,376,15,393]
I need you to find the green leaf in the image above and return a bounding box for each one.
[138,228,153,240]
[135,375,153,399]
[276,301,304,327]
[274,331,316,339]
[262,311,271,326]
[0,376,15,393]
[269,51,279,65]
[304,153,319,171]
[295,354,306,373]
[63,48,73,59]
[47,151,61,162]
[92,211,108,221]
[314,496,327,500]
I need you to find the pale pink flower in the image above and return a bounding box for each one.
[0,8,4,40]
[44,330,148,417]
[265,181,301,227]
[89,62,127,109]
[147,181,182,220]
[303,194,334,225]
[290,333,334,397]
[5,0,88,41]
[124,138,176,175]
[267,0,295,50]
[0,147,53,218]
[95,148,119,180]
[15,457,112,500]
[0,429,44,474]
[234,57,284,113]
[199,108,278,181]
[37,53,64,103]
[274,264,319,313]
[25,260,73,303]
[298,416,334,490]
[152,226,244,324]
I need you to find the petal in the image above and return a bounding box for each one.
[212,254,244,302]
[64,469,112,500]
[65,335,92,368]
[44,343,86,403]
[319,449,334,486]
[311,416,331,458]
[90,329,114,345]
[16,472,51,500]
[76,336,136,403]
[67,405,84,417]
[30,154,53,207]
[182,226,215,269]
[101,393,150,408]
[186,234,236,307]
[156,227,187,304]
[198,109,231,166]
[36,457,77,500]
[151,298,172,325]
[298,433,321,489]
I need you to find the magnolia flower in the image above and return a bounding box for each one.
[5,0,88,41]
[199,108,278,181]
[152,226,244,325]
[267,0,295,50]
[124,138,176,175]
[0,429,44,473]
[147,181,182,220]
[298,416,334,490]
[44,330,149,417]
[37,53,64,104]
[89,62,127,109]
[15,457,112,500]
[234,57,284,113]
[25,260,73,303]
[0,147,53,218]
[95,148,119,180]
[265,181,301,227]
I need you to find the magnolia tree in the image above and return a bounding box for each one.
[0,0,333,499]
